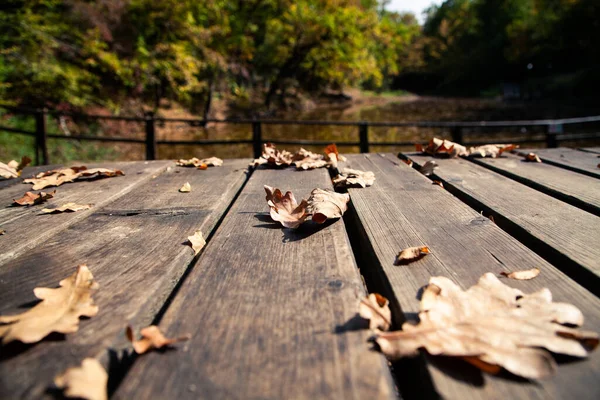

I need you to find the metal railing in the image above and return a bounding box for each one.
[1,105,599,165]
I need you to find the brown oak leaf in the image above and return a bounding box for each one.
[176,157,223,168]
[24,166,123,190]
[253,143,294,167]
[41,203,92,214]
[359,293,392,331]
[54,358,108,400]
[333,168,375,188]
[375,273,598,379]
[501,267,540,280]
[0,264,99,344]
[264,185,309,229]
[13,190,56,206]
[126,325,190,354]
[416,138,469,158]
[306,188,350,224]
[394,246,430,265]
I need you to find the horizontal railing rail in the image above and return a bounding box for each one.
[1,105,599,165]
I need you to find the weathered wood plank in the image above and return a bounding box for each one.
[0,164,59,190]
[342,153,600,400]
[519,148,600,178]
[578,147,600,154]
[0,160,249,399]
[113,167,396,400]
[405,152,600,295]
[470,152,600,216]
[0,161,172,265]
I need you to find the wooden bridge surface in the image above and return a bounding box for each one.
[0,147,599,399]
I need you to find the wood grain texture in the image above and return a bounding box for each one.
[342,153,600,400]
[405,152,600,295]
[519,148,600,178]
[578,147,600,154]
[0,159,249,399]
[469,152,600,216]
[0,161,173,265]
[113,167,396,400]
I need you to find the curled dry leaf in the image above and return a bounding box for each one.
[126,325,190,354]
[394,246,431,265]
[306,188,350,224]
[333,168,376,188]
[1,156,31,179]
[0,228,5,235]
[501,267,540,280]
[359,293,392,331]
[54,358,108,400]
[187,230,206,255]
[42,203,92,214]
[375,273,599,379]
[253,143,294,167]
[24,166,124,190]
[176,157,223,169]
[179,182,191,192]
[402,159,413,168]
[432,180,444,188]
[419,160,438,176]
[264,185,309,229]
[0,264,99,344]
[525,152,542,163]
[468,144,518,158]
[253,143,343,170]
[292,148,328,170]
[13,190,56,206]
[416,138,469,158]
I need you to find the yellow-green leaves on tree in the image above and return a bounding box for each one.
[306,188,350,224]
[375,273,598,379]
[264,185,309,229]
[126,325,190,354]
[54,358,108,400]
[359,293,392,331]
[0,265,99,344]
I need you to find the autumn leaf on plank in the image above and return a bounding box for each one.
[176,157,223,169]
[179,182,191,192]
[394,246,430,265]
[374,273,599,379]
[416,138,469,158]
[54,358,108,400]
[126,325,190,354]
[333,168,375,188]
[524,152,542,162]
[264,185,309,229]
[292,148,328,170]
[402,159,413,168]
[252,143,294,167]
[24,166,124,190]
[1,156,31,179]
[359,293,392,331]
[501,268,540,280]
[187,230,206,255]
[42,203,92,214]
[419,161,438,176]
[306,188,350,223]
[0,228,5,235]
[0,264,99,344]
[468,144,518,158]
[13,190,56,206]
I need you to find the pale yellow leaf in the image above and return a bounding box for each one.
[54,358,107,400]
[359,293,392,331]
[42,203,92,214]
[501,268,540,280]
[179,182,191,192]
[187,230,206,255]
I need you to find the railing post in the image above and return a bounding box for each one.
[451,126,463,144]
[145,111,157,160]
[35,108,49,165]
[359,122,369,153]
[252,121,262,158]
[546,123,562,148]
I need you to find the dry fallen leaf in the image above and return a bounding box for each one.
[187,230,206,255]
[126,325,190,354]
[13,190,56,206]
[394,246,431,265]
[0,228,5,235]
[41,203,92,214]
[0,264,99,344]
[417,138,469,158]
[525,152,542,163]
[501,267,541,280]
[292,148,328,170]
[54,358,108,400]
[1,156,31,179]
[264,185,309,229]
[333,168,376,188]
[24,166,124,190]
[306,188,350,224]
[419,160,438,176]
[176,157,223,168]
[402,159,413,168]
[253,143,294,167]
[359,293,392,331]
[432,180,444,188]
[179,182,191,192]
[375,273,598,379]
[469,144,518,158]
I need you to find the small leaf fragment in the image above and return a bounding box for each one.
[524,153,542,163]
[264,185,309,229]
[54,358,108,400]
[432,180,444,188]
[359,293,392,331]
[306,188,350,224]
[0,264,99,344]
[179,182,191,192]
[395,246,430,265]
[402,159,413,168]
[126,325,190,354]
[0,228,5,235]
[42,203,92,214]
[13,190,56,206]
[501,268,541,280]
[187,230,206,255]
[419,161,438,176]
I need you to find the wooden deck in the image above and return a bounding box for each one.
[0,148,599,399]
